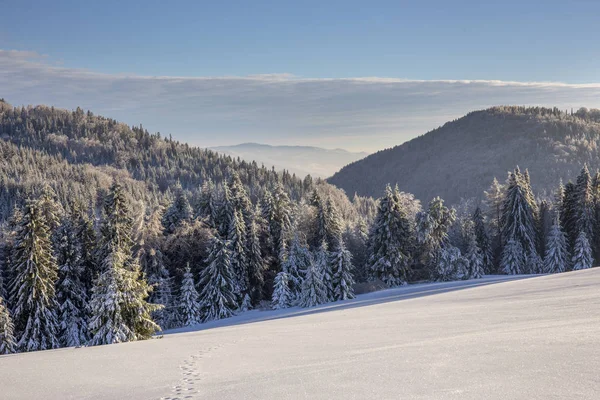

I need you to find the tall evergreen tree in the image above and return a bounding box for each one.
[10,199,60,352]
[501,239,525,275]
[416,197,456,279]
[246,213,266,304]
[198,237,237,322]
[282,234,311,299]
[368,185,413,286]
[162,184,192,235]
[484,177,505,262]
[298,256,327,308]
[543,214,568,274]
[472,206,493,273]
[271,271,293,309]
[571,231,593,271]
[228,209,248,300]
[178,265,201,326]
[56,219,88,347]
[561,182,579,254]
[197,178,218,227]
[465,231,484,279]
[0,296,16,354]
[331,242,355,300]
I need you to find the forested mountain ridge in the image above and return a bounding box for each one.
[328,106,600,204]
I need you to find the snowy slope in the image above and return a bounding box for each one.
[2,271,600,399]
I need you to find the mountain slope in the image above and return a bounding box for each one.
[211,143,368,178]
[328,106,600,204]
[2,269,599,399]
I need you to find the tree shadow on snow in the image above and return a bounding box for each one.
[162,275,538,336]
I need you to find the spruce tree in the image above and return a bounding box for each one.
[162,184,192,235]
[56,219,88,347]
[576,165,595,241]
[282,234,311,299]
[331,242,355,300]
[561,182,579,254]
[179,265,201,326]
[10,199,60,352]
[197,178,218,227]
[316,242,334,301]
[228,209,248,300]
[271,271,293,309]
[484,178,504,259]
[88,181,160,345]
[436,245,466,281]
[571,231,593,271]
[543,215,568,274]
[501,239,524,275]
[416,197,456,279]
[298,257,327,308]
[246,213,265,304]
[472,206,493,273]
[465,231,484,279]
[0,296,16,354]
[368,185,413,286]
[198,237,237,322]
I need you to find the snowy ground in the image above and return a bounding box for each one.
[2,271,599,399]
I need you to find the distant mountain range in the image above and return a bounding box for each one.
[328,106,600,204]
[210,143,369,178]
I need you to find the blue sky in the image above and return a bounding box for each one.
[1,1,600,151]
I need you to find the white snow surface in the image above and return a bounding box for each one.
[2,270,600,399]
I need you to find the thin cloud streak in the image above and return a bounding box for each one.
[2,49,600,152]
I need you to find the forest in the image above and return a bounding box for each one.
[0,100,596,354]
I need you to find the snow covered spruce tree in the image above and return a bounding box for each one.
[472,206,493,273]
[162,183,192,235]
[575,165,595,242]
[436,245,467,281]
[246,212,266,304]
[543,214,568,274]
[56,219,88,347]
[88,181,160,346]
[198,237,237,322]
[416,196,456,280]
[465,230,484,279]
[501,168,540,274]
[10,199,60,352]
[367,185,413,286]
[331,242,355,300]
[501,239,525,275]
[316,242,335,301]
[282,234,312,299]
[0,296,16,354]
[271,271,293,309]
[197,178,218,227]
[179,265,201,326]
[228,209,248,301]
[571,231,593,270]
[261,183,292,272]
[298,254,327,308]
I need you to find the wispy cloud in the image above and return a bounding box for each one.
[2,49,600,152]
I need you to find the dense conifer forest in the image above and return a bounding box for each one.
[0,100,597,354]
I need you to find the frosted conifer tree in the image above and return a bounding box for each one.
[472,207,493,273]
[246,213,265,304]
[0,296,16,354]
[10,199,60,352]
[298,257,327,308]
[228,209,248,300]
[240,293,252,312]
[436,245,465,281]
[198,237,237,322]
[575,165,595,241]
[282,234,311,299]
[271,271,293,309]
[416,197,456,279]
[197,178,218,227]
[316,242,334,301]
[501,239,524,275]
[572,231,593,270]
[367,185,412,286]
[162,183,192,235]
[178,265,201,326]
[56,220,88,347]
[331,242,355,300]
[88,181,160,346]
[465,232,484,279]
[543,215,568,273]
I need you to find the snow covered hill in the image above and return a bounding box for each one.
[2,270,600,400]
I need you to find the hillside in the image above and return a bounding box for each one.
[2,269,598,399]
[211,143,368,178]
[328,106,600,204]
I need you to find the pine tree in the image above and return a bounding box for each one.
[0,296,16,354]
[198,237,237,322]
[544,215,568,274]
[561,182,579,254]
[240,293,252,312]
[416,197,456,278]
[298,257,327,308]
[56,219,88,347]
[271,271,293,309]
[88,181,160,345]
[246,213,265,304]
[228,209,248,300]
[501,239,524,275]
[436,245,467,281]
[368,185,413,286]
[197,178,218,227]
[72,205,98,298]
[465,229,484,279]
[331,242,355,300]
[571,231,593,271]
[472,206,493,273]
[576,165,595,241]
[178,265,201,326]
[162,184,192,235]
[10,199,60,352]
[484,177,504,261]
[282,234,311,299]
